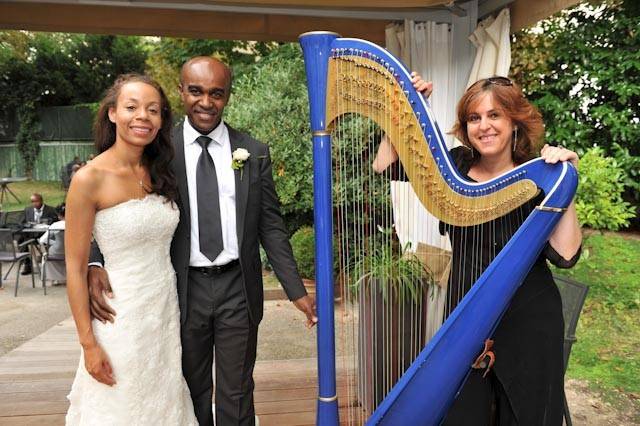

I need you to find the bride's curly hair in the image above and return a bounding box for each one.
[93,73,177,202]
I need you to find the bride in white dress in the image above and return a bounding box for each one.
[64,74,197,425]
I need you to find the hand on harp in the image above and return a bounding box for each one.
[293,294,318,329]
[410,72,433,99]
[540,144,579,170]
[372,73,432,174]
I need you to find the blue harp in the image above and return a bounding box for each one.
[300,32,577,425]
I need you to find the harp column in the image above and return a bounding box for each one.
[300,31,340,426]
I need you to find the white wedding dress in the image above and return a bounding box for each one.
[66,194,197,426]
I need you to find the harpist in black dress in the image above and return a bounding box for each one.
[372,74,582,424]
[441,146,581,426]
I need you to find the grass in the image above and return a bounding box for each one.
[1,180,66,212]
[554,231,640,414]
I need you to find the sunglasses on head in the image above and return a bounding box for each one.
[467,76,513,91]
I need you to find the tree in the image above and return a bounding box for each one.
[511,1,640,225]
[224,43,313,231]
[15,102,40,179]
[224,43,385,240]
[0,31,147,112]
[70,34,147,104]
[0,31,147,177]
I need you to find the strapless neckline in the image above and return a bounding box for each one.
[96,194,161,217]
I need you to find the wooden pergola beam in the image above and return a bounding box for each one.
[0,0,589,44]
[0,2,388,43]
[510,0,582,31]
[153,0,448,7]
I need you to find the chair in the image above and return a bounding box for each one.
[554,274,589,426]
[0,212,31,278]
[0,228,35,296]
[40,228,65,295]
[1,210,25,227]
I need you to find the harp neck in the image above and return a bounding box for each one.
[303,34,543,226]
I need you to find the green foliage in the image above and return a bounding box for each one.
[0,31,147,115]
[0,32,41,114]
[290,226,315,279]
[332,115,398,280]
[575,147,635,230]
[225,43,314,227]
[70,34,147,103]
[554,232,640,412]
[15,102,41,179]
[74,102,100,117]
[332,116,386,211]
[150,38,276,70]
[511,1,640,220]
[352,229,434,303]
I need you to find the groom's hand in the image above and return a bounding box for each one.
[293,294,318,329]
[87,266,116,323]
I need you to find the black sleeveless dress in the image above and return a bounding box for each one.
[441,147,580,426]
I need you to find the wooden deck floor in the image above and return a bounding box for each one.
[0,318,359,426]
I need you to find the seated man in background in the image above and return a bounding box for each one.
[24,193,58,225]
[20,193,58,274]
[39,204,66,285]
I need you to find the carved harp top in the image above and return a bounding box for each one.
[301,32,576,226]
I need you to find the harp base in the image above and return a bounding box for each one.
[317,398,339,425]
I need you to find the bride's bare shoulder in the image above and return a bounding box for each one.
[66,154,116,204]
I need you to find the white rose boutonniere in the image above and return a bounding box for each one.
[231,148,250,179]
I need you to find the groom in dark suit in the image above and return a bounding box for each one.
[88,57,316,426]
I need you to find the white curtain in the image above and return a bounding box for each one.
[410,21,457,149]
[467,8,511,86]
[386,20,457,148]
[385,7,512,130]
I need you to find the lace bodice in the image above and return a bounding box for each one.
[93,194,178,273]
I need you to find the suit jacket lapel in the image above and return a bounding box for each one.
[229,126,249,247]
[172,122,190,222]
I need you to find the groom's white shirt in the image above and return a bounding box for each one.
[183,118,239,267]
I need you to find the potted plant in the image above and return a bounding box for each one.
[351,228,436,415]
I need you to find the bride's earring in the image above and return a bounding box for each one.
[513,126,518,152]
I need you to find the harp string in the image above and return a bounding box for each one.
[331,53,436,422]
[328,51,534,423]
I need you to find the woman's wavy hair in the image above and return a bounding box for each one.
[449,76,545,165]
[93,73,177,201]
